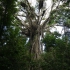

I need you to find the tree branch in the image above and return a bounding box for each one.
[41,0,61,29]
[14,16,30,29]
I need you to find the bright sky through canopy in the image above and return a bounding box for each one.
[28,0,52,9]
[28,0,64,34]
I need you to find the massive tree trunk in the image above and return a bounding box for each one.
[26,26,42,70]
[30,33,41,60]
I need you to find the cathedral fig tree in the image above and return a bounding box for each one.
[16,0,64,60]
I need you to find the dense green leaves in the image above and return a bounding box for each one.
[0,0,30,70]
[43,32,61,51]
[42,32,70,70]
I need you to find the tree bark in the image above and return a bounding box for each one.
[30,33,41,60]
[28,32,41,70]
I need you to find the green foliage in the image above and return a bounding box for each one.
[43,32,61,51]
[42,32,70,70]
[49,3,70,27]
[0,0,31,70]
[0,0,70,70]
[0,36,29,70]
[0,0,17,38]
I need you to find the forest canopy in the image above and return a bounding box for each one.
[0,0,70,70]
